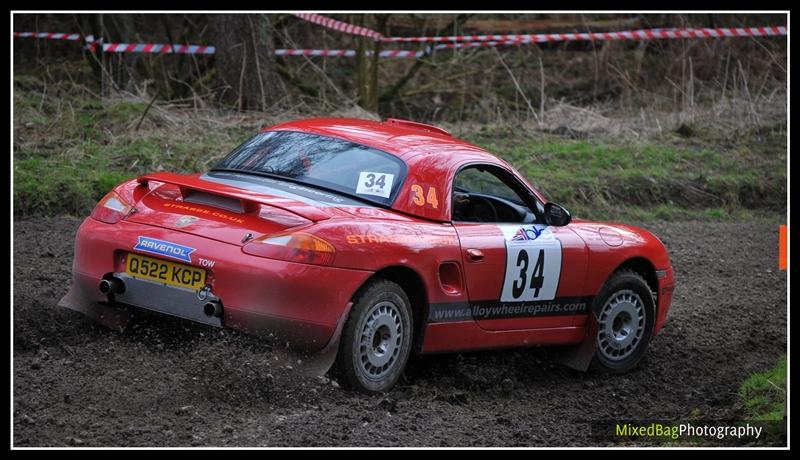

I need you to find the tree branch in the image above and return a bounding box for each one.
[275,59,319,98]
[378,13,472,106]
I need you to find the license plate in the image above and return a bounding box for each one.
[125,253,206,290]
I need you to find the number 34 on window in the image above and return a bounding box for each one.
[410,185,438,209]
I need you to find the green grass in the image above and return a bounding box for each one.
[740,355,787,422]
[13,76,255,217]
[462,124,786,222]
[12,74,787,222]
[13,117,252,215]
[14,157,131,216]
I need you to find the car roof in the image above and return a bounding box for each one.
[264,117,496,161]
[261,118,528,222]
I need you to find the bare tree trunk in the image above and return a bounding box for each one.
[74,14,104,84]
[355,14,388,113]
[107,14,139,92]
[211,14,279,111]
[368,15,389,112]
[354,15,370,110]
[97,14,113,97]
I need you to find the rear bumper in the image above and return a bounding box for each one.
[59,217,373,351]
[112,272,224,327]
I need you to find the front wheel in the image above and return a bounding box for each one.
[334,279,413,394]
[590,270,656,373]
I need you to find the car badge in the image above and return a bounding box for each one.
[175,215,199,228]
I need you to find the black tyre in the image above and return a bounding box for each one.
[334,279,413,394]
[590,270,656,373]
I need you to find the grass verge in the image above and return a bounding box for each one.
[463,122,786,222]
[13,76,256,216]
[657,356,788,446]
[740,355,787,422]
[13,74,786,223]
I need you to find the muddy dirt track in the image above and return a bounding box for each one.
[13,217,787,447]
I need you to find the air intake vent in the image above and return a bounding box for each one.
[183,190,246,213]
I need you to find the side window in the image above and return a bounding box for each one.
[452,165,540,223]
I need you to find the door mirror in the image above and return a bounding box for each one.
[544,202,571,226]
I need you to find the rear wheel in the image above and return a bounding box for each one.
[334,279,413,394]
[590,270,655,373]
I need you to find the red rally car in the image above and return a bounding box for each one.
[59,117,675,393]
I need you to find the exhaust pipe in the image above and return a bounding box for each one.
[99,277,125,295]
[203,300,223,318]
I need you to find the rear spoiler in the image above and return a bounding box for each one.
[383,118,451,137]
[136,172,331,222]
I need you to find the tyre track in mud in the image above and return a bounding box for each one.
[12,217,787,446]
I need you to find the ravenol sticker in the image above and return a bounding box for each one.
[133,236,196,263]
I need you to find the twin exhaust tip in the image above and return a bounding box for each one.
[99,277,223,318]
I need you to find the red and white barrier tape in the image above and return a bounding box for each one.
[13,32,101,51]
[274,48,425,58]
[13,32,212,54]
[102,43,215,54]
[84,35,101,52]
[14,22,788,60]
[292,13,384,40]
[381,26,788,43]
[292,14,787,43]
[13,31,419,58]
[13,31,82,41]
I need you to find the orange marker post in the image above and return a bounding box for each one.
[779,225,787,270]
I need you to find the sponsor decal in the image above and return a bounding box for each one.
[427,297,592,323]
[175,215,199,228]
[499,224,554,243]
[133,236,196,263]
[161,202,245,224]
[511,226,544,241]
[198,258,216,269]
[345,234,458,246]
[346,234,401,244]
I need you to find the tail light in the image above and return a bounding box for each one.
[90,191,134,224]
[243,232,336,266]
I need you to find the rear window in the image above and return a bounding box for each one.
[212,131,407,206]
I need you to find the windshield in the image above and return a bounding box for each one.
[212,131,407,206]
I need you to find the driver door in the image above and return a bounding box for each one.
[452,164,589,331]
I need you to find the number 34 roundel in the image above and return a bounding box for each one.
[498,224,563,303]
